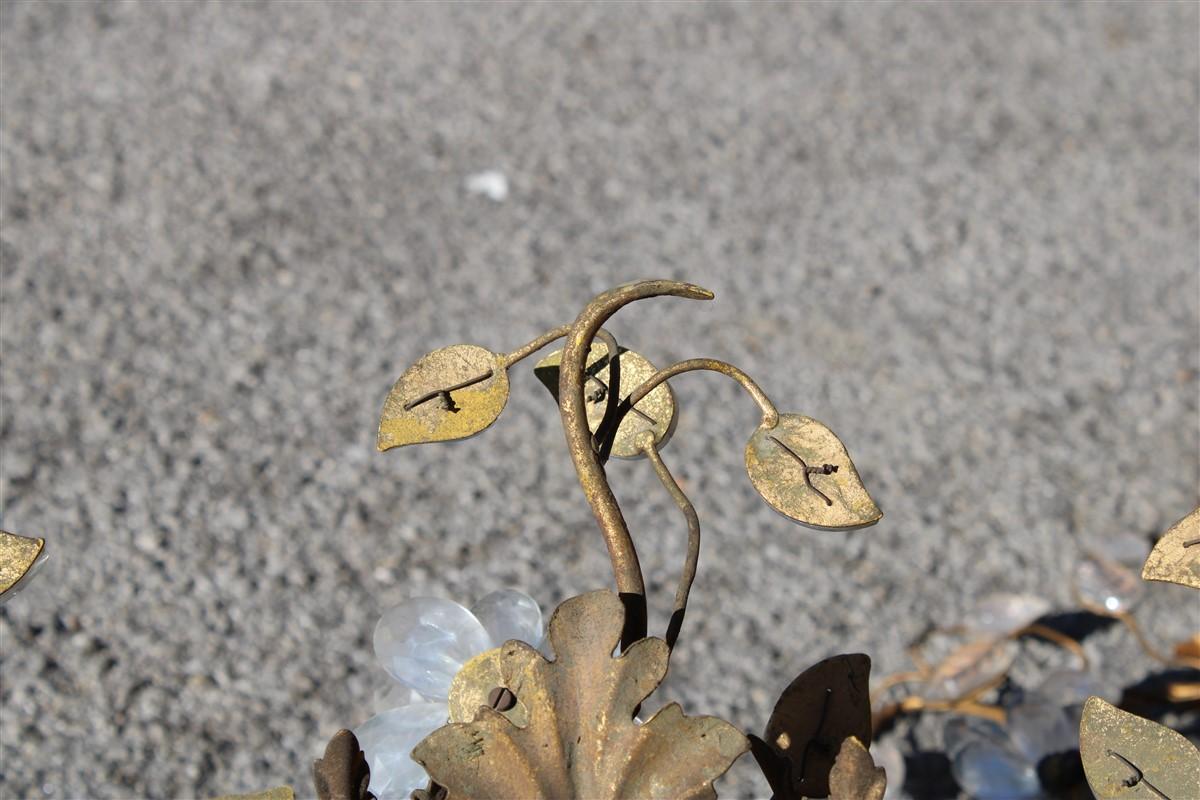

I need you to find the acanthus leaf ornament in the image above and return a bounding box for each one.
[828,737,887,800]
[413,590,749,800]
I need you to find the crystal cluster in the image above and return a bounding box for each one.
[355,590,544,800]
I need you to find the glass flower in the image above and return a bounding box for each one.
[945,670,1104,800]
[354,590,544,800]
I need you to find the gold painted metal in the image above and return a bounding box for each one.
[556,280,714,649]
[413,590,749,799]
[746,414,882,531]
[313,729,373,800]
[639,432,699,651]
[1142,507,1200,590]
[377,344,509,450]
[751,654,872,799]
[1079,697,1200,799]
[534,342,677,460]
[214,789,295,800]
[828,737,887,800]
[0,530,45,598]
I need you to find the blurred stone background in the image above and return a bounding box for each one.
[0,2,1196,798]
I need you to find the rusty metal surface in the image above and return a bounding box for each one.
[1142,507,1200,590]
[414,590,749,799]
[1079,697,1200,799]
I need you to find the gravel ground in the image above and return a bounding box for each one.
[1,3,1197,799]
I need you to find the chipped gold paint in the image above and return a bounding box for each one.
[377,344,509,450]
[1079,697,1200,799]
[0,530,44,597]
[414,590,748,799]
[1142,507,1200,590]
[534,342,677,459]
[829,737,887,800]
[745,414,882,531]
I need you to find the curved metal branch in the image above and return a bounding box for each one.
[596,358,778,458]
[559,280,714,649]
[502,324,573,369]
[639,434,700,651]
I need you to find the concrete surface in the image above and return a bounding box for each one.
[1,2,1196,798]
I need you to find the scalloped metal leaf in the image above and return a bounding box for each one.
[414,590,748,799]
[377,345,509,451]
[0,530,45,599]
[1142,507,1200,590]
[1079,697,1200,799]
[745,414,881,531]
[533,342,676,459]
[829,737,886,800]
[213,788,295,800]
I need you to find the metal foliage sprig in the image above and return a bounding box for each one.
[376,279,882,654]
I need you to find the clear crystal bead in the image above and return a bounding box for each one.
[354,703,448,800]
[472,589,544,648]
[373,597,492,700]
[1072,554,1144,613]
[952,742,1042,800]
[925,638,1017,701]
[970,593,1051,634]
[1007,701,1077,763]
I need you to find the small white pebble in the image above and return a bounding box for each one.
[465,170,509,202]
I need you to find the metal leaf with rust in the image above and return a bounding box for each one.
[1079,696,1200,799]
[377,344,509,451]
[752,653,873,799]
[745,415,881,531]
[413,590,748,799]
[534,342,676,459]
[0,530,45,599]
[828,737,886,800]
[1141,507,1200,590]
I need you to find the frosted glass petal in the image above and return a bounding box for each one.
[953,742,1042,800]
[1037,669,1104,706]
[970,593,1051,634]
[1008,702,1077,763]
[373,678,427,712]
[870,738,906,799]
[374,598,491,700]
[355,703,448,800]
[472,589,544,647]
[943,716,1012,761]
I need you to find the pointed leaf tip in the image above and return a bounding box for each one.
[745,414,881,531]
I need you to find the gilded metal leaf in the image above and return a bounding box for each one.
[745,415,881,531]
[413,590,749,799]
[377,345,509,451]
[0,530,45,598]
[828,737,886,800]
[313,729,373,800]
[213,789,295,800]
[534,342,676,459]
[1079,697,1200,799]
[752,654,873,799]
[1141,507,1200,590]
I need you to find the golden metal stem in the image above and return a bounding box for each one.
[639,434,700,651]
[598,359,779,455]
[558,280,714,649]
[502,324,573,369]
